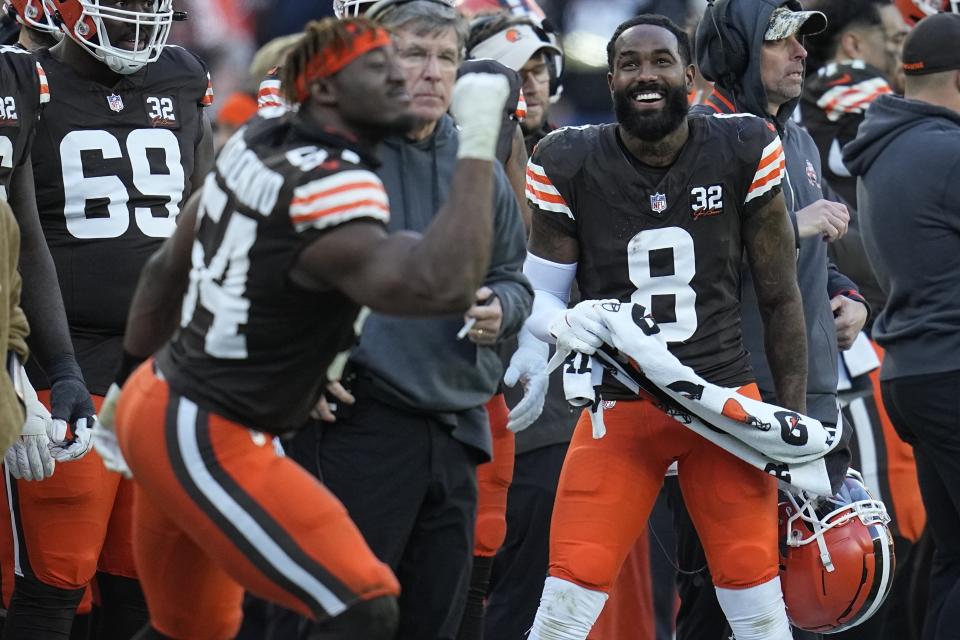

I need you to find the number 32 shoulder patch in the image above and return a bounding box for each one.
[145,95,179,129]
[690,184,724,220]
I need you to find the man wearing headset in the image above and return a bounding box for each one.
[667,2,869,638]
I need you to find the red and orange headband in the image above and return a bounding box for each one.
[294,25,393,103]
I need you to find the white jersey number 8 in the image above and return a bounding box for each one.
[627,227,698,343]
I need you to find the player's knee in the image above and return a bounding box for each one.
[309,595,398,640]
[710,541,779,588]
[551,540,622,591]
[473,512,507,556]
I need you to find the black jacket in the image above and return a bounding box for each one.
[348,115,533,459]
[843,94,960,381]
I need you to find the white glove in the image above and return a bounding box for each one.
[49,413,94,463]
[91,383,131,477]
[450,72,510,161]
[5,395,55,482]
[503,333,549,433]
[549,300,616,359]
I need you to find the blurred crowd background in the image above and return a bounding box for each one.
[168,0,702,127]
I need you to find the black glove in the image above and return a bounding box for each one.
[45,353,95,425]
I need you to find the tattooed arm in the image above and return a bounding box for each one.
[528,212,579,264]
[743,191,808,413]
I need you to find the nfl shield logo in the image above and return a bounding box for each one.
[107,94,124,112]
[650,192,667,213]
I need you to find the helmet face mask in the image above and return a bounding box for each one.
[44,0,174,75]
[7,0,61,38]
[778,472,896,634]
[332,0,378,18]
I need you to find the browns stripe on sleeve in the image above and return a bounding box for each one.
[526,159,573,219]
[816,77,891,122]
[289,170,390,233]
[745,136,786,204]
[258,72,289,119]
[35,62,49,104]
[201,72,215,107]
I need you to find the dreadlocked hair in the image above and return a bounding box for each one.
[281,17,388,105]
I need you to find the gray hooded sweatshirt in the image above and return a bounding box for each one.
[348,114,532,459]
[693,0,866,429]
[843,94,960,381]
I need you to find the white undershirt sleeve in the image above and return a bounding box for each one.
[522,252,577,344]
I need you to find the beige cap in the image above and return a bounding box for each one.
[764,6,827,41]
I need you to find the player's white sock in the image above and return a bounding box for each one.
[527,576,608,640]
[715,576,793,640]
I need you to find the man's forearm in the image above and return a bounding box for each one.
[8,164,76,368]
[122,195,200,364]
[122,249,188,361]
[760,297,808,413]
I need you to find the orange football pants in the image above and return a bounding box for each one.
[1,391,135,610]
[474,394,515,557]
[549,385,778,592]
[116,363,399,640]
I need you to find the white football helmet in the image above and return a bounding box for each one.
[6,0,61,37]
[42,0,174,75]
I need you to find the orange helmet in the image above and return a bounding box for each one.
[4,0,59,35]
[895,0,960,25]
[778,471,895,634]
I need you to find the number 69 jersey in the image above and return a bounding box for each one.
[0,45,49,200]
[30,46,213,394]
[526,114,786,388]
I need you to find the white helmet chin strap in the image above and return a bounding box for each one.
[102,50,151,75]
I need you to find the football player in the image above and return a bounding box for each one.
[97,16,510,639]
[521,15,807,640]
[0,5,98,487]
[1,1,214,638]
[4,0,59,48]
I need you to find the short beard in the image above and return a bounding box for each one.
[614,83,689,142]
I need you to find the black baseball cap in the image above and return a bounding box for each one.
[902,12,960,76]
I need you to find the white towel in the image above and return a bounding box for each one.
[553,301,841,495]
[559,352,607,438]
